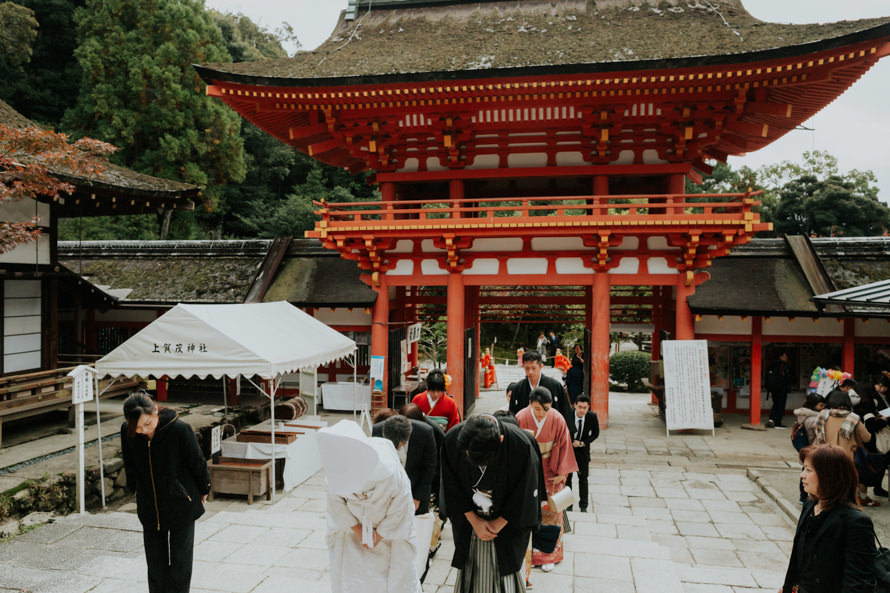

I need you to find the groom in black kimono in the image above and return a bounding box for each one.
[442,414,541,591]
[509,350,573,423]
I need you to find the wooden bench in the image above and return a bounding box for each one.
[0,366,139,446]
[209,457,273,504]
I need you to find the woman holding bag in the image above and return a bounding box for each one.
[780,444,877,593]
[516,386,577,572]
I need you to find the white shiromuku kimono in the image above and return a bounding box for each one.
[317,420,420,593]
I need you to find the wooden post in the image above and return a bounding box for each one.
[381,182,396,221]
[592,272,610,427]
[447,272,465,411]
[750,316,763,426]
[675,280,695,340]
[650,286,662,404]
[450,179,464,219]
[843,319,855,374]
[371,276,390,414]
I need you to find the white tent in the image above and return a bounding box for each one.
[95,301,355,380]
[96,301,358,502]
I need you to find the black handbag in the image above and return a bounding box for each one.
[875,532,890,591]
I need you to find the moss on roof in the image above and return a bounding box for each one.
[59,257,262,304]
[263,256,376,306]
[199,0,890,83]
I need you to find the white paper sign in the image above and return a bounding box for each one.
[407,323,422,345]
[662,340,714,433]
[400,339,409,373]
[68,365,95,405]
[370,355,385,393]
[211,425,222,455]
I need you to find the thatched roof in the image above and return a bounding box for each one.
[0,99,199,209]
[197,0,890,85]
[690,237,890,316]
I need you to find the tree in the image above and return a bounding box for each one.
[210,10,288,63]
[235,158,377,239]
[772,174,890,237]
[0,1,38,69]
[1,124,114,251]
[64,0,246,237]
[0,0,83,125]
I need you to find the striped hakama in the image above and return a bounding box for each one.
[453,533,526,593]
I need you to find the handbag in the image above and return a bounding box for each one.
[547,486,575,513]
[874,532,890,591]
[791,421,809,451]
[875,426,890,455]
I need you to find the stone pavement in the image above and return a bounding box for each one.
[0,364,864,593]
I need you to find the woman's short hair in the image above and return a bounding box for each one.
[426,369,447,392]
[826,389,853,411]
[457,415,501,466]
[529,386,552,405]
[381,415,412,449]
[522,351,543,365]
[799,444,858,510]
[122,390,157,437]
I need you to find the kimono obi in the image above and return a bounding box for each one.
[538,441,554,459]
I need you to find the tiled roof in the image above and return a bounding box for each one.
[197,0,890,84]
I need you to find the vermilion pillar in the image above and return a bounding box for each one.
[675,280,695,340]
[371,276,390,413]
[750,316,763,425]
[447,272,465,411]
[450,179,464,217]
[843,319,856,374]
[592,272,610,427]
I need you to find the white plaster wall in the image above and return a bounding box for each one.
[695,315,752,335]
[4,280,41,372]
[0,235,51,265]
[312,308,372,327]
[761,317,844,337]
[855,319,890,339]
[466,238,522,253]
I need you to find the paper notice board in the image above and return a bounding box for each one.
[662,340,715,436]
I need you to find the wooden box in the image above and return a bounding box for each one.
[235,430,298,444]
[209,457,273,504]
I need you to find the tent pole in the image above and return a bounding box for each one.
[352,353,357,424]
[222,377,228,423]
[270,377,278,505]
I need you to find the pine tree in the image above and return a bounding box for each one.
[64,0,246,237]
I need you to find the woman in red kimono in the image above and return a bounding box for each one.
[481,347,496,388]
[553,348,570,378]
[412,369,461,431]
[516,386,578,572]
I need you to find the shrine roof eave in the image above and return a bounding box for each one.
[194,22,890,89]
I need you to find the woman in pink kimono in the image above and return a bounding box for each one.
[516,386,578,572]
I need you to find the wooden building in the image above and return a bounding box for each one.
[194,0,890,424]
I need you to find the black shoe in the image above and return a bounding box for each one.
[579,507,588,513]
[875,487,889,497]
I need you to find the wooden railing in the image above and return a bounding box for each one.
[0,366,139,445]
[312,191,762,228]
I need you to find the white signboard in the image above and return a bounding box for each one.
[407,323,422,345]
[69,365,95,405]
[211,425,222,455]
[662,340,715,435]
[400,339,409,374]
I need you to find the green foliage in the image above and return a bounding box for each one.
[0,494,12,520]
[234,158,376,239]
[0,0,83,125]
[64,0,246,218]
[691,151,888,237]
[0,1,38,69]
[210,10,287,62]
[58,213,160,240]
[609,350,650,392]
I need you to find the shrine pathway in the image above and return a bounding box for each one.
[0,364,875,593]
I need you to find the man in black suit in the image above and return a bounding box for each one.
[372,414,437,514]
[508,350,573,423]
[565,395,599,512]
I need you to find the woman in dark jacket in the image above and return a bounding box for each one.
[565,355,585,402]
[781,443,877,593]
[121,391,211,593]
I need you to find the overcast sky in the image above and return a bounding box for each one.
[204,0,890,200]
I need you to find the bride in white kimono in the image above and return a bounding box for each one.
[317,420,421,593]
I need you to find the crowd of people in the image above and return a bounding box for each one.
[310,346,599,592]
[118,345,887,593]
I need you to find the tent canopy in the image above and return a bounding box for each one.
[95,301,356,380]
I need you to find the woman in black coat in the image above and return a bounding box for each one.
[121,391,211,593]
[781,443,877,593]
